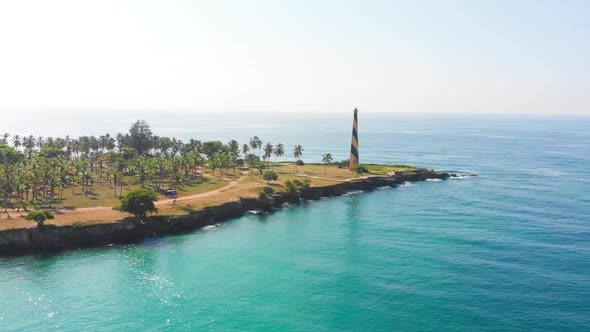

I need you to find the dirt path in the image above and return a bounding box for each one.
[56,173,249,213]
[156,174,248,206]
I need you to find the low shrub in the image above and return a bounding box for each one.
[285,178,311,193]
[337,159,350,168]
[263,171,278,183]
[284,180,297,193]
[259,186,274,200]
[355,165,369,175]
[72,221,86,228]
[25,210,55,227]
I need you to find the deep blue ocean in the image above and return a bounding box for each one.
[0,113,589,331]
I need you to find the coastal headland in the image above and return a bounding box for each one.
[0,120,475,256]
[0,168,461,256]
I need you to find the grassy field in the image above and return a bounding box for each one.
[361,164,420,175]
[0,163,422,230]
[57,176,228,208]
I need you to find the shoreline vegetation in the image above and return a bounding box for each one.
[0,120,463,255]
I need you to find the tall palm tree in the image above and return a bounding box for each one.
[0,133,9,145]
[250,136,263,157]
[105,135,116,152]
[293,145,303,171]
[24,135,36,159]
[255,137,263,157]
[273,143,284,170]
[242,143,250,157]
[322,153,333,175]
[263,142,274,167]
[12,135,21,149]
[249,137,257,155]
[116,133,125,152]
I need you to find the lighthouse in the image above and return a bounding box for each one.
[349,108,359,171]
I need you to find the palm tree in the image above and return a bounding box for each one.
[105,135,116,152]
[322,153,333,175]
[12,135,21,149]
[273,143,284,170]
[255,137,263,156]
[0,133,9,145]
[263,142,273,168]
[116,133,125,152]
[250,136,262,157]
[24,135,36,159]
[249,137,257,155]
[242,144,250,157]
[293,145,303,171]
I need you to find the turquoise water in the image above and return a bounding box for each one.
[1,114,589,331]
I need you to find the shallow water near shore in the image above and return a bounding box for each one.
[1,113,589,331]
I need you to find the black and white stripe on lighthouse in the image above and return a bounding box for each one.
[349,108,359,170]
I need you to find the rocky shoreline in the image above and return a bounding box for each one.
[0,169,462,256]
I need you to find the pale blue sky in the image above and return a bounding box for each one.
[0,0,588,114]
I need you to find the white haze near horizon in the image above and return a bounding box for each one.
[2,110,588,139]
[0,0,589,115]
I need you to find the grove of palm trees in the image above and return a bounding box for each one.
[0,120,301,211]
[0,120,413,229]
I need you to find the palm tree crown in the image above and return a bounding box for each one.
[263,142,274,161]
[274,143,285,160]
[293,145,303,159]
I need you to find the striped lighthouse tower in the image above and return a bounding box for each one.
[349,108,359,171]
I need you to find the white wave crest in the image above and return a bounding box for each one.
[343,190,365,196]
[450,174,476,179]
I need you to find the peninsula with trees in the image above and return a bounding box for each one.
[0,120,456,254]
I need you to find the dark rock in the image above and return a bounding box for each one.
[0,169,458,256]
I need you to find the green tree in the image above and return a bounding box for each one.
[0,145,23,211]
[263,171,278,184]
[12,135,21,149]
[227,140,240,157]
[215,152,232,176]
[293,144,303,171]
[128,120,153,156]
[284,179,297,193]
[322,153,333,175]
[39,147,66,159]
[355,165,368,177]
[25,210,54,227]
[245,154,260,178]
[273,143,284,170]
[113,189,158,218]
[250,136,262,157]
[263,142,273,167]
[0,144,23,164]
[0,133,9,145]
[258,186,274,200]
[337,159,350,168]
[202,140,225,160]
[226,140,240,172]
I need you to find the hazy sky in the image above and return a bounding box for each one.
[0,0,588,114]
